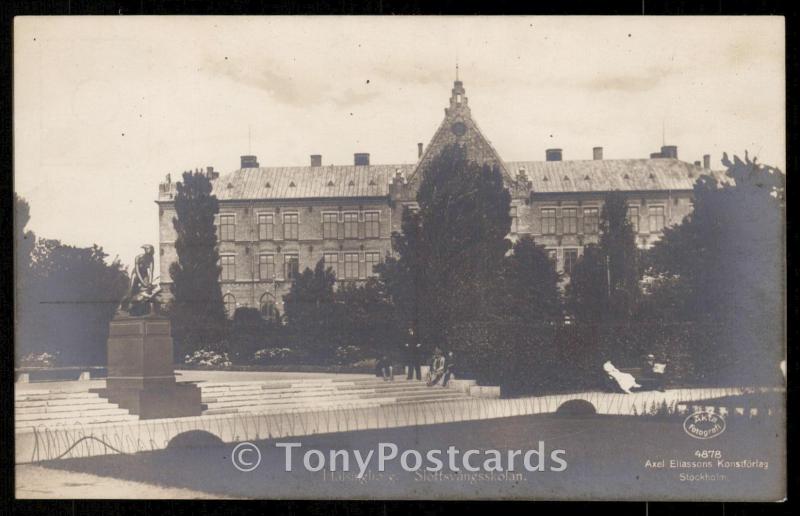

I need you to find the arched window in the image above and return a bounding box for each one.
[259,293,278,322]
[223,294,236,318]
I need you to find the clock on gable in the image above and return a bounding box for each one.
[450,121,467,137]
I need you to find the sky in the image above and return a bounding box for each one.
[14,16,785,269]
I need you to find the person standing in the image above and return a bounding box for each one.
[375,355,394,381]
[442,350,456,387]
[403,329,422,380]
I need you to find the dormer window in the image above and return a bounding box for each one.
[368,179,376,186]
[348,180,355,186]
[327,180,335,187]
[289,181,296,188]
[265,182,271,188]
[456,94,462,104]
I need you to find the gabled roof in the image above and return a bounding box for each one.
[158,164,415,202]
[508,159,730,194]
[157,159,728,203]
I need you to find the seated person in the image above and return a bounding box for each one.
[603,360,641,394]
[375,355,394,381]
[638,354,667,392]
[427,348,446,386]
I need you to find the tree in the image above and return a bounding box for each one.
[14,194,36,278]
[18,239,128,365]
[226,307,282,363]
[382,143,512,352]
[282,258,338,360]
[644,152,784,383]
[567,192,640,323]
[168,170,226,360]
[335,278,403,359]
[498,236,562,323]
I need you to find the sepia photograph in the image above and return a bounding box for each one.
[12,15,786,500]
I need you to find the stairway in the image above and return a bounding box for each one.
[200,377,471,416]
[15,390,138,431]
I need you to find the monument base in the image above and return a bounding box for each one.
[92,314,202,419]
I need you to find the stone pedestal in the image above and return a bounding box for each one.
[91,314,201,419]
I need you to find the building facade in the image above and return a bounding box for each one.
[156,78,725,317]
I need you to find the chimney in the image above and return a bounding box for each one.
[660,145,678,159]
[703,154,711,170]
[593,147,603,160]
[240,155,259,168]
[417,143,424,159]
[545,148,563,162]
[206,166,219,179]
[650,152,663,159]
[354,153,370,166]
[310,154,322,167]
[694,160,701,167]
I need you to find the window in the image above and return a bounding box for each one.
[649,206,665,233]
[258,254,275,281]
[583,208,599,234]
[284,254,299,281]
[343,212,358,239]
[324,253,339,278]
[259,293,278,322]
[562,208,578,234]
[220,255,236,281]
[364,212,380,239]
[283,213,299,240]
[258,214,274,240]
[219,214,235,241]
[510,206,518,233]
[627,206,640,233]
[322,213,338,239]
[223,294,236,318]
[344,253,359,280]
[541,208,556,235]
[563,249,579,276]
[365,252,380,277]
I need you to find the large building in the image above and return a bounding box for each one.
[156,78,725,317]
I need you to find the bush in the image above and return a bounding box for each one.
[184,348,232,369]
[19,352,60,368]
[251,347,307,365]
[334,345,363,365]
[452,319,757,396]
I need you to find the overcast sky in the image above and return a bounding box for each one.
[14,16,785,268]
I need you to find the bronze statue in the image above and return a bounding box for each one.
[119,244,162,316]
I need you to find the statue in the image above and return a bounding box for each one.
[119,244,162,316]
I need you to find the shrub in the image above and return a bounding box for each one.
[184,348,232,369]
[19,352,60,368]
[251,347,306,365]
[334,345,363,365]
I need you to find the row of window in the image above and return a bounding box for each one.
[539,205,665,235]
[546,248,580,276]
[218,211,381,242]
[220,252,382,282]
[223,292,278,319]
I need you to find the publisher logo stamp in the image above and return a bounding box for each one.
[683,411,726,440]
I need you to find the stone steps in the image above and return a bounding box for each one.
[15,391,103,402]
[16,401,125,415]
[15,388,136,430]
[198,379,471,416]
